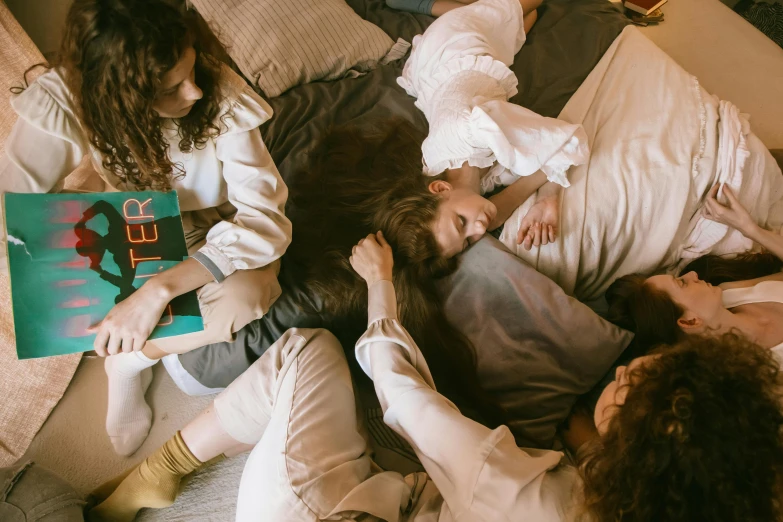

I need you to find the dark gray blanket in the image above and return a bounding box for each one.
[179,0,631,446]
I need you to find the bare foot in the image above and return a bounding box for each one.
[517,193,559,250]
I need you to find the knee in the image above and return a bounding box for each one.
[286,328,343,358]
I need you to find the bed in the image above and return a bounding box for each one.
[176,0,635,449]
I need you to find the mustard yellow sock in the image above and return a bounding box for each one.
[87,431,214,521]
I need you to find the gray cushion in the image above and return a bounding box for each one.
[441,237,632,445]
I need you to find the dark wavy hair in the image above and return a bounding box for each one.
[55,0,225,190]
[286,120,506,428]
[581,333,783,522]
[606,252,782,350]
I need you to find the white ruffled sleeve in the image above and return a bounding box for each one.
[471,100,591,193]
[0,72,88,271]
[192,73,292,281]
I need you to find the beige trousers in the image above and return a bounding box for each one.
[148,203,282,354]
[214,328,419,521]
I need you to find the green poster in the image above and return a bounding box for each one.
[5,191,203,359]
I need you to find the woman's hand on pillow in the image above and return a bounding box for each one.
[703,184,757,237]
[350,231,394,287]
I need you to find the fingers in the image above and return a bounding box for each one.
[707,183,720,200]
[121,336,134,354]
[517,221,532,245]
[376,230,390,248]
[106,331,122,356]
[533,223,542,247]
[93,326,109,357]
[723,185,740,206]
[548,225,556,243]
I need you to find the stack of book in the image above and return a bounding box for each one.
[623,0,667,25]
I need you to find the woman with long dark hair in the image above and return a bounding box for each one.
[0,0,292,456]
[606,184,783,355]
[285,120,505,426]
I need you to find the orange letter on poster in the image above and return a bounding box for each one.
[127,223,159,243]
[129,250,161,268]
[123,198,154,221]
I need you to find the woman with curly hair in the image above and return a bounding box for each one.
[87,235,783,522]
[606,184,783,357]
[0,0,292,456]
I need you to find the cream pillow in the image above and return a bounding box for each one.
[189,0,409,97]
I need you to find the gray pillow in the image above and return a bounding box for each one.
[441,236,632,446]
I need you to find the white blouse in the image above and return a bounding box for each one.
[0,66,292,281]
[346,280,582,521]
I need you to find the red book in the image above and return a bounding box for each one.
[624,0,668,15]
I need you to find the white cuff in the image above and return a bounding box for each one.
[194,243,237,281]
[368,280,397,324]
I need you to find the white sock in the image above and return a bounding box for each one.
[105,351,157,457]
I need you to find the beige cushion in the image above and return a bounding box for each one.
[188,0,408,97]
[0,1,83,467]
[639,0,783,148]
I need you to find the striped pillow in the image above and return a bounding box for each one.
[189,0,409,97]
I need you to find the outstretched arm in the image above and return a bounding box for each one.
[488,170,547,230]
[349,233,570,518]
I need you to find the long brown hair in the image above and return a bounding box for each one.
[606,252,782,350]
[56,0,225,190]
[581,333,783,521]
[286,120,506,427]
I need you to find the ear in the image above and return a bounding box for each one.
[428,180,452,195]
[677,313,703,333]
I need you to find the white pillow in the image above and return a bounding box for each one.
[189,0,409,97]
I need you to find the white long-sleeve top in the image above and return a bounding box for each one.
[0,66,292,281]
[350,280,582,521]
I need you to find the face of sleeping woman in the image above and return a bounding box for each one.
[428,180,498,258]
[152,47,203,119]
[593,354,655,434]
[646,271,724,334]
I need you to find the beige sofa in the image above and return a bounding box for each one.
[0,1,103,467]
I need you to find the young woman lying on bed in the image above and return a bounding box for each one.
[392,0,591,256]
[607,184,783,358]
[0,0,291,456]
[87,234,783,522]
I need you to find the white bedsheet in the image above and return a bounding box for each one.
[500,26,783,302]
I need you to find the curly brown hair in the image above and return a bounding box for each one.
[286,119,507,428]
[57,0,225,190]
[581,333,783,522]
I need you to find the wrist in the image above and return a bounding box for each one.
[142,276,175,304]
[743,222,764,242]
[366,274,392,288]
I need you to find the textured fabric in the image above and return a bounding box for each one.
[738,0,783,49]
[0,2,82,468]
[2,66,293,278]
[398,0,589,189]
[385,0,435,15]
[0,461,84,521]
[188,0,410,98]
